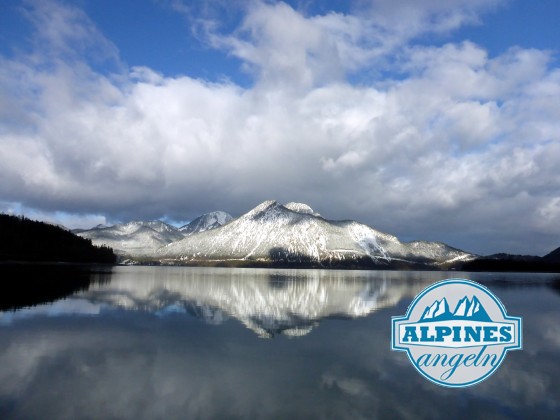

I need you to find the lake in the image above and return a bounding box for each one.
[1,266,559,419]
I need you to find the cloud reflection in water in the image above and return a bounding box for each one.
[0,267,559,419]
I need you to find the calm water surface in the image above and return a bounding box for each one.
[0,266,559,419]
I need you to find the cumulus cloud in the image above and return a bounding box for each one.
[0,0,559,254]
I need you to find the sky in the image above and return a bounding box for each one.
[0,0,559,256]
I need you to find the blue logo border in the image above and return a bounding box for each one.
[391,278,523,388]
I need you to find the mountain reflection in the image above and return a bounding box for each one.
[77,267,431,338]
[2,267,559,419]
[4,266,559,338]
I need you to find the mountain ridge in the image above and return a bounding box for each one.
[179,211,233,235]
[157,200,474,269]
[77,220,184,257]
[77,211,233,258]
[72,200,560,271]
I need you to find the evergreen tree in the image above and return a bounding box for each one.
[0,214,116,263]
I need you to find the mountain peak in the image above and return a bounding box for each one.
[244,200,321,220]
[544,246,560,262]
[255,200,280,210]
[179,211,233,235]
[244,200,283,219]
[284,202,317,215]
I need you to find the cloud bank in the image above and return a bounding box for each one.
[0,0,559,254]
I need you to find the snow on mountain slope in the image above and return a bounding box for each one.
[77,221,184,257]
[158,200,474,267]
[76,200,473,266]
[142,221,184,237]
[179,211,233,235]
[160,200,385,264]
[284,202,321,216]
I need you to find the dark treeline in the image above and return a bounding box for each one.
[0,214,116,264]
[459,247,560,272]
[0,264,112,311]
[459,258,560,272]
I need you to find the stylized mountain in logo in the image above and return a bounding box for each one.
[420,296,491,322]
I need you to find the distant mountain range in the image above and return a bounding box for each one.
[76,212,232,258]
[75,200,469,269]
[73,200,560,270]
[76,220,187,257]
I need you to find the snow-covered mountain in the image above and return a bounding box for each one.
[158,200,475,268]
[77,221,185,258]
[77,212,233,259]
[76,200,474,267]
[179,211,233,235]
[284,202,321,216]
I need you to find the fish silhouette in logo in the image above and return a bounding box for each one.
[420,296,491,322]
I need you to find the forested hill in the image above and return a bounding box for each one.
[0,214,116,264]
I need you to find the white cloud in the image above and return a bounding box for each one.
[355,0,505,38]
[0,0,559,254]
[21,0,120,66]
[207,2,347,89]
